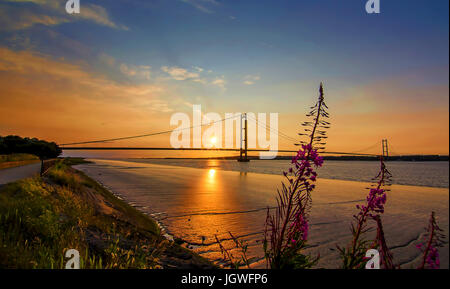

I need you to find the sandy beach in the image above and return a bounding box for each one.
[75,159,449,269]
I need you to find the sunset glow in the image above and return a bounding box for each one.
[0,0,447,156]
[0,0,448,274]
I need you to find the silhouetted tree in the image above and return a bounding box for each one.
[0,135,62,175]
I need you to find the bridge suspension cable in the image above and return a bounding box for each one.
[61,114,240,146]
[62,113,299,147]
[61,112,383,157]
[246,114,298,143]
[388,142,403,156]
[347,141,381,155]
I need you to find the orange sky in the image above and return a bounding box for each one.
[0,0,449,157]
[0,46,449,156]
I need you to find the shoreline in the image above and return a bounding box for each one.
[68,161,227,267]
[88,176,177,243]
[0,158,216,269]
[84,175,216,259]
[67,161,217,269]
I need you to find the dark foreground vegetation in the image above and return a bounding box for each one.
[0,158,214,269]
[0,135,62,160]
[0,135,62,174]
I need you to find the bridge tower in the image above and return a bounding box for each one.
[382,139,389,158]
[238,113,250,162]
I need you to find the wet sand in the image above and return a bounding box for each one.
[75,159,449,269]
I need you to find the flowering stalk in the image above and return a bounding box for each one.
[264,83,328,269]
[339,158,446,270]
[339,157,391,269]
[416,212,444,269]
[373,215,396,269]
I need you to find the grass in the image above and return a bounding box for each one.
[0,153,38,163]
[0,154,39,170]
[0,158,215,269]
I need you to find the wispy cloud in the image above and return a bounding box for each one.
[0,45,178,145]
[211,76,226,89]
[243,75,260,85]
[193,66,204,72]
[0,46,167,111]
[161,65,226,89]
[98,53,116,67]
[120,63,151,80]
[77,3,128,30]
[0,6,69,30]
[161,66,200,80]
[0,0,128,31]
[180,0,220,14]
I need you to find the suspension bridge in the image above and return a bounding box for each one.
[60,113,392,161]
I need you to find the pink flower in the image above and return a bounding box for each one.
[356,187,387,218]
[290,212,309,241]
[426,246,440,269]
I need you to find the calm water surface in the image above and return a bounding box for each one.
[75,159,449,268]
[126,159,449,188]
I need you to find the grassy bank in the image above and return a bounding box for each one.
[0,158,215,269]
[0,154,39,170]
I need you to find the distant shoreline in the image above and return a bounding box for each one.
[132,155,449,162]
[113,157,448,189]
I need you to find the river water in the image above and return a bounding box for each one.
[126,159,449,188]
[74,159,449,268]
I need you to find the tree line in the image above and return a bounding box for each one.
[0,135,62,160]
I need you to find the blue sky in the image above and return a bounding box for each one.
[0,0,448,154]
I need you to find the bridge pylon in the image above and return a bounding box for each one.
[238,113,250,162]
[382,139,389,159]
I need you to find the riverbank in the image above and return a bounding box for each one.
[0,158,215,269]
[74,158,449,269]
